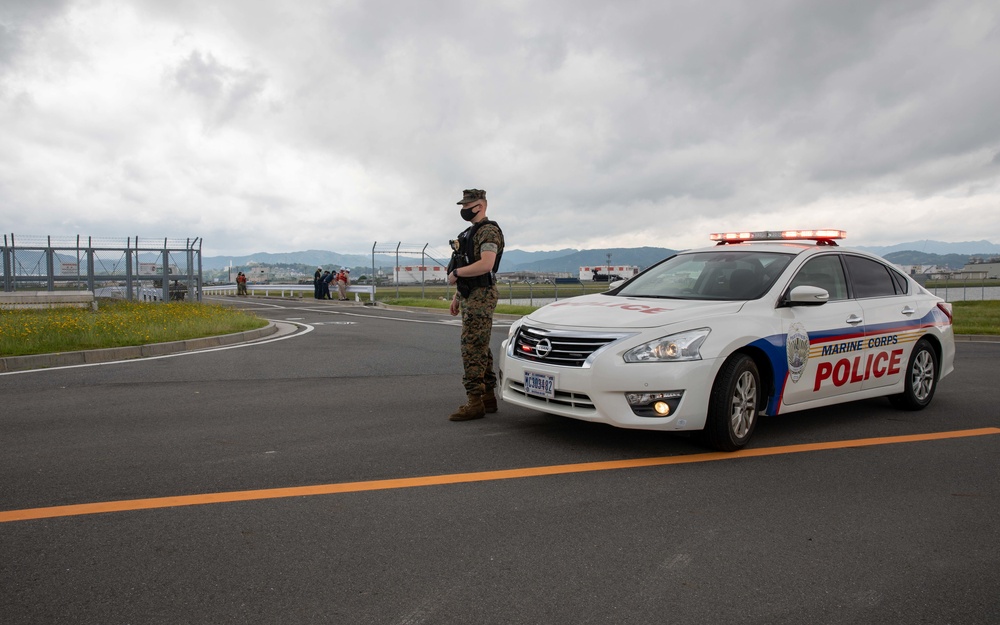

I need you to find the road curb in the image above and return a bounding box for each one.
[0,322,280,373]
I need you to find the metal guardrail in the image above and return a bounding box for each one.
[94,286,190,302]
[202,283,376,302]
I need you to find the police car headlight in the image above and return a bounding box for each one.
[507,319,522,339]
[623,328,710,363]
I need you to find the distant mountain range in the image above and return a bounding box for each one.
[203,239,1000,274]
[203,250,376,271]
[856,240,1000,256]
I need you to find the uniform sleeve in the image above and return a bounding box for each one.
[476,224,504,256]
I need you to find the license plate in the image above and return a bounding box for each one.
[524,372,555,399]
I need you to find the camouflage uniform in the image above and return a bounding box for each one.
[458,221,504,395]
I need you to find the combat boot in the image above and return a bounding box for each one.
[482,387,498,413]
[449,392,486,421]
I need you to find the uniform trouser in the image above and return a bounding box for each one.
[460,285,498,394]
[338,281,347,299]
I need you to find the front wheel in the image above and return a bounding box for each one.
[888,339,938,410]
[702,354,760,451]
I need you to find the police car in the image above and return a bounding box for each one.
[498,230,955,451]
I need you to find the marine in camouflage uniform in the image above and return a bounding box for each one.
[447,188,505,421]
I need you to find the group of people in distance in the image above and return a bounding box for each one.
[235,271,248,296]
[313,266,351,300]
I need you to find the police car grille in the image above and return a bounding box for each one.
[512,326,619,368]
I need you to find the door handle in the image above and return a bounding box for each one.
[901,306,916,316]
[846,314,864,326]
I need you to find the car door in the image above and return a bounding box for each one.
[779,253,867,406]
[841,254,913,392]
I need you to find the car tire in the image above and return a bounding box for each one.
[702,354,760,451]
[888,339,938,410]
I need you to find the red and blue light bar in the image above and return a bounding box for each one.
[710,230,847,245]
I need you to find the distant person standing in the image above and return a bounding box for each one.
[313,267,323,299]
[321,270,334,299]
[236,271,248,296]
[446,188,504,421]
[336,269,350,300]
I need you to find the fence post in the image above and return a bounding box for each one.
[45,237,55,291]
[395,242,401,299]
[2,235,11,292]
[421,243,427,300]
[87,246,96,293]
[125,245,134,301]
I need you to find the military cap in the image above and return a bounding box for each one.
[457,189,486,204]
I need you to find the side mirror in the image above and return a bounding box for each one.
[608,279,626,290]
[784,285,829,306]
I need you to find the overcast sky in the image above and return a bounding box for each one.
[2,0,999,257]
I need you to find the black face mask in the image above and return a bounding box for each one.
[460,205,478,221]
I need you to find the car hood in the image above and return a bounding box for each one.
[524,294,745,329]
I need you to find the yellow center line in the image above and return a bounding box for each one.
[3,427,998,524]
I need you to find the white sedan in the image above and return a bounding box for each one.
[499,230,955,451]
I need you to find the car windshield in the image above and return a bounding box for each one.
[615,250,793,300]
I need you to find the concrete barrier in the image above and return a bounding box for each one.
[0,291,97,310]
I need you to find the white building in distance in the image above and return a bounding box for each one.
[579,265,640,281]
[395,264,448,284]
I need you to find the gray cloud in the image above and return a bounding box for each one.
[0,0,72,67]
[1,0,999,255]
[170,50,268,128]
[0,23,19,68]
[0,0,71,20]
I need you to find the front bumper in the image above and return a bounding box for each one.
[499,338,718,431]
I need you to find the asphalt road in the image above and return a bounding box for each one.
[1,296,998,625]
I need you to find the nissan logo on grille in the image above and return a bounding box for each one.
[535,338,553,358]
[513,326,621,368]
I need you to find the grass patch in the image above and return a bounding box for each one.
[0,299,268,357]
[375,282,607,301]
[382,298,537,316]
[382,297,452,310]
[952,300,1000,335]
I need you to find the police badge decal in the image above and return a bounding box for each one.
[786,323,810,383]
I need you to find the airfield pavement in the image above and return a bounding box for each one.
[1,294,999,624]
